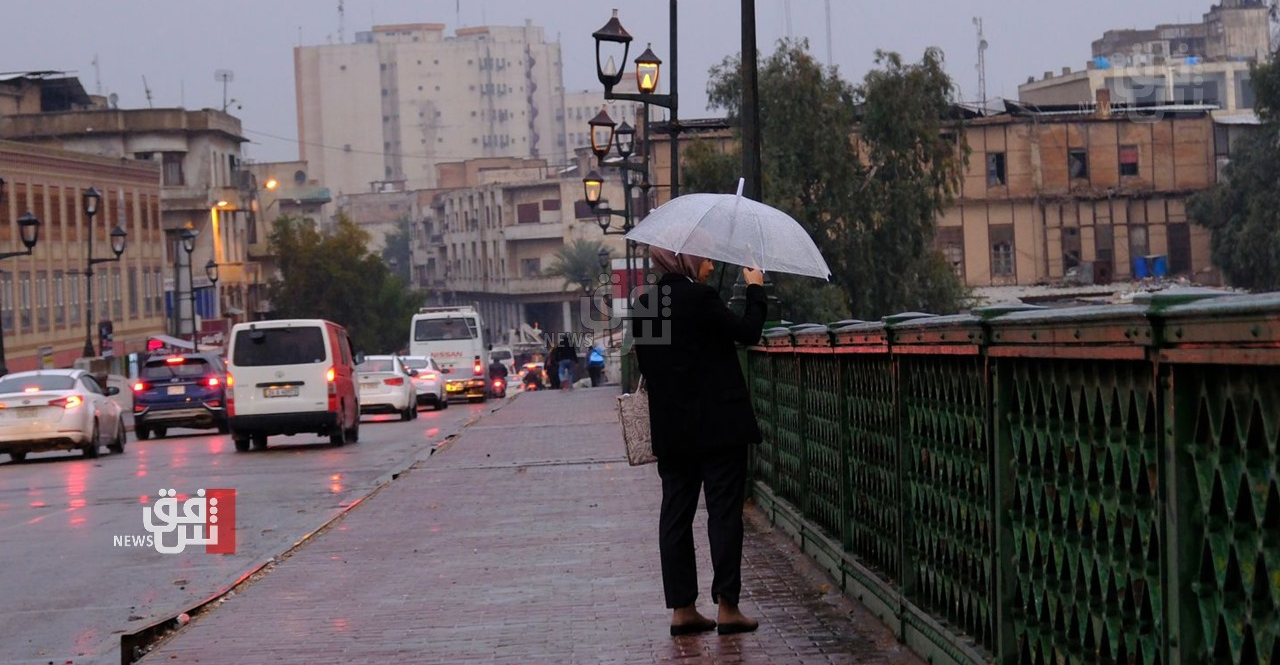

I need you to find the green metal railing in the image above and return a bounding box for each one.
[745,289,1280,665]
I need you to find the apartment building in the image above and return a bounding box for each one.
[1020,0,1270,114]
[294,21,568,197]
[938,99,1226,287]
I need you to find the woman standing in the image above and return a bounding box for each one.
[632,247,767,636]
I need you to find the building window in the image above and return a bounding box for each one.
[36,272,48,329]
[990,225,1015,278]
[986,152,1007,187]
[143,267,152,316]
[520,258,541,278]
[1119,145,1140,177]
[162,153,185,186]
[54,271,65,327]
[128,268,139,318]
[70,275,81,325]
[1129,225,1150,261]
[935,226,965,280]
[1,274,11,333]
[1068,149,1089,179]
[19,274,31,332]
[1237,75,1255,109]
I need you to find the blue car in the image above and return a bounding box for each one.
[131,353,228,439]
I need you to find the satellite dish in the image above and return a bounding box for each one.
[108,92,119,108]
[214,69,235,83]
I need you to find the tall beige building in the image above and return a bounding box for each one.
[294,21,568,198]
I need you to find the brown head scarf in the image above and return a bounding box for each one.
[649,246,706,280]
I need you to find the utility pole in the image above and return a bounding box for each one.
[974,17,988,108]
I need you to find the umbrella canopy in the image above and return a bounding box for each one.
[625,179,831,279]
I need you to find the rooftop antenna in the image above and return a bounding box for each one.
[784,0,793,39]
[141,75,153,108]
[215,69,234,112]
[91,54,102,96]
[338,0,345,44]
[825,0,834,66]
[973,17,988,108]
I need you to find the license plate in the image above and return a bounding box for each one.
[446,384,462,392]
[2,407,40,419]
[361,383,377,391]
[167,385,186,396]
[264,386,300,398]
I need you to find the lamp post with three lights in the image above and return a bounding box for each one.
[0,177,43,375]
[81,187,128,358]
[178,229,219,351]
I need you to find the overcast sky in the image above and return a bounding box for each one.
[0,0,1223,163]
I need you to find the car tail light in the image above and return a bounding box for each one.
[132,381,149,392]
[165,356,185,364]
[226,372,236,417]
[206,376,221,388]
[424,372,437,381]
[493,378,504,389]
[49,395,84,410]
[473,357,483,376]
[327,366,338,412]
[384,377,405,386]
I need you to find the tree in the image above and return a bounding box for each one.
[545,238,611,292]
[687,39,969,321]
[265,214,425,353]
[1189,57,1280,290]
[381,217,413,283]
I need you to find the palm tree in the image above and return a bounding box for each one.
[545,238,611,292]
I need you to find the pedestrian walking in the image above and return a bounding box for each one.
[631,246,767,636]
[587,345,606,386]
[556,338,578,390]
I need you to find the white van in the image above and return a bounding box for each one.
[225,319,362,451]
[408,306,488,401]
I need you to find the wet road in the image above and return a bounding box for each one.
[0,398,494,665]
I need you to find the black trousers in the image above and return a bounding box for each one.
[657,446,748,608]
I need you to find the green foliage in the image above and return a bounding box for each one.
[265,214,425,354]
[545,238,611,292]
[690,39,969,321]
[381,217,413,283]
[1189,57,1280,290]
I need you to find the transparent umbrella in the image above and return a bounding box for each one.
[625,179,831,279]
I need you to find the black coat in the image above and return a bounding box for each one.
[632,273,768,458]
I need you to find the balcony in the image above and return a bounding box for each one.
[500,223,567,242]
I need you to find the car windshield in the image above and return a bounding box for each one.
[142,358,214,380]
[0,375,76,393]
[491,349,512,360]
[413,317,478,342]
[402,358,431,370]
[233,327,327,366]
[357,359,396,373]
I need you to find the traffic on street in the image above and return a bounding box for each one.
[0,397,497,665]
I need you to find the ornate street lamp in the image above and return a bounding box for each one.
[180,229,198,350]
[0,176,41,375]
[592,9,632,93]
[82,187,126,357]
[582,170,604,206]
[588,108,616,161]
[635,44,662,94]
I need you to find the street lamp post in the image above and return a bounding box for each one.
[180,229,198,351]
[81,188,127,358]
[205,259,219,348]
[0,177,42,375]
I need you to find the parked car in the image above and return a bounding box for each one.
[356,355,418,421]
[132,352,228,439]
[226,319,362,452]
[0,369,127,462]
[400,355,449,411]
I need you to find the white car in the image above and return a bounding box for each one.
[356,356,418,421]
[401,355,448,411]
[0,369,128,462]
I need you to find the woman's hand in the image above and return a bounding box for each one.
[742,268,764,286]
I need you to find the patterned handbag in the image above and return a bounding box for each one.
[617,377,657,466]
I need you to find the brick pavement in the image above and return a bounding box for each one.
[140,387,923,665]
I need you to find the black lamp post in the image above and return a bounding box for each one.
[582,107,648,308]
[82,187,127,357]
[180,229,198,351]
[205,259,219,344]
[0,177,42,375]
